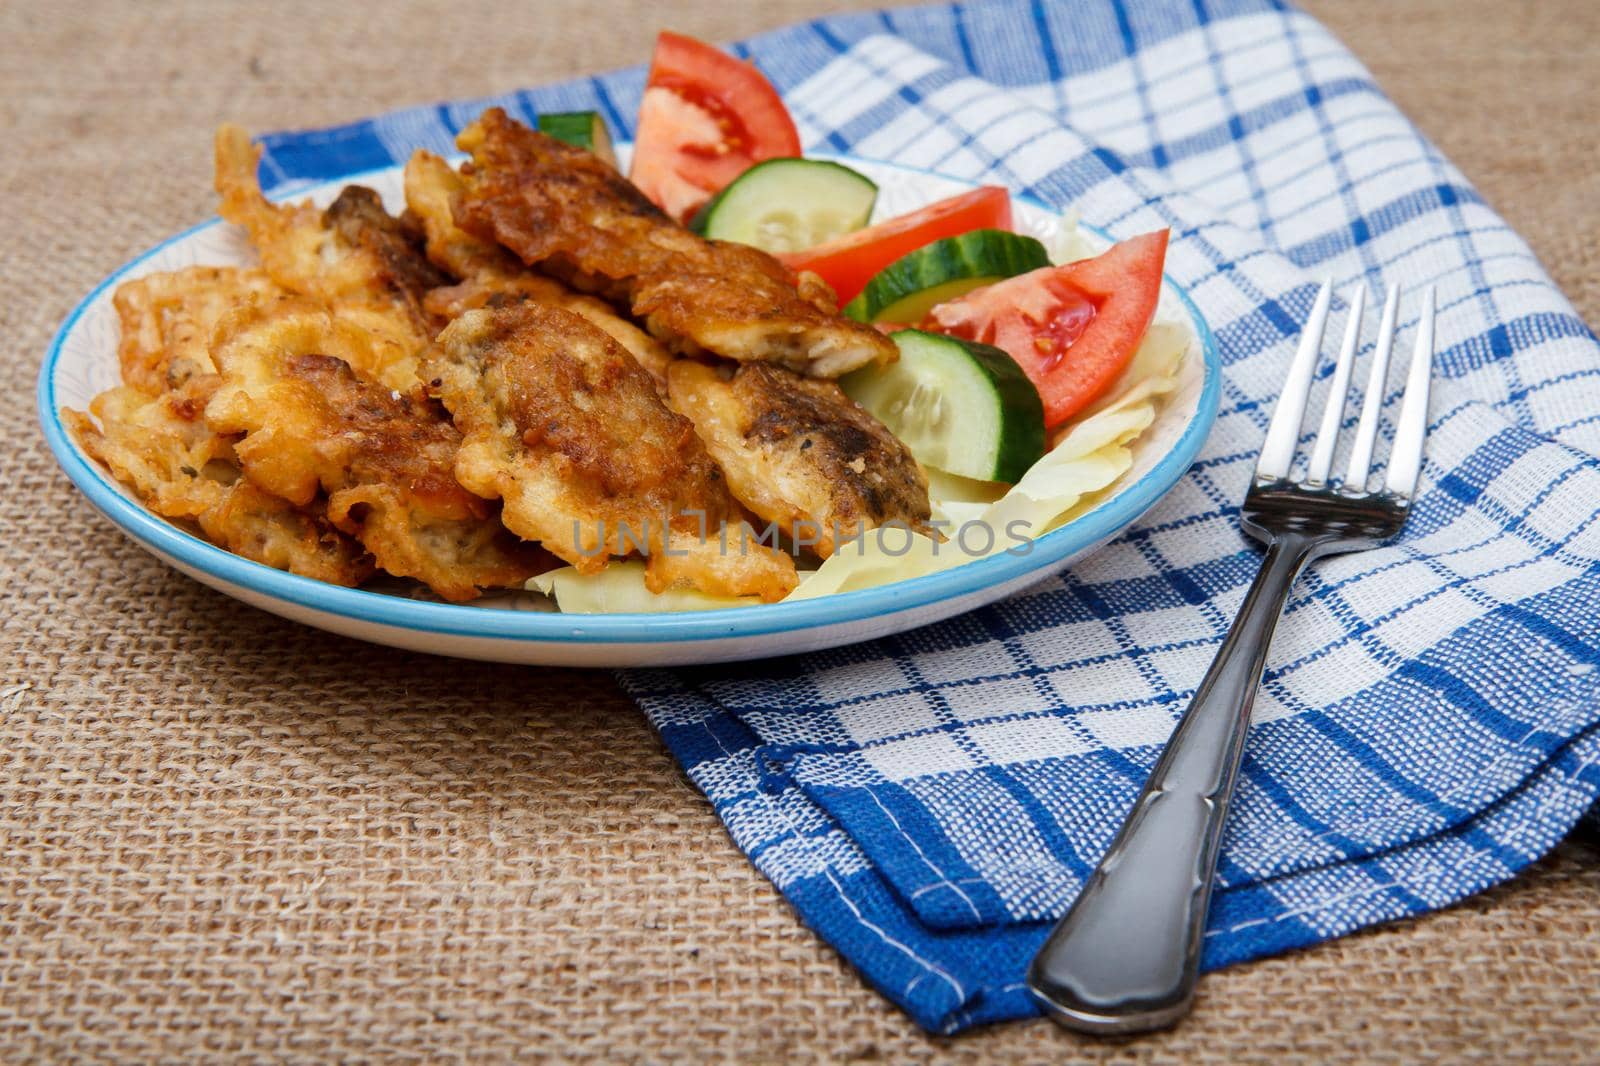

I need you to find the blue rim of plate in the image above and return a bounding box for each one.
[35,157,1222,645]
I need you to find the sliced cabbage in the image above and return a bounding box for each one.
[529,561,760,613]
[926,467,1007,528]
[1044,207,1099,267]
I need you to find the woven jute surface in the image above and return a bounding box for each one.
[3,1,1598,1061]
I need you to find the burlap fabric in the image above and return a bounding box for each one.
[3,1,1597,1061]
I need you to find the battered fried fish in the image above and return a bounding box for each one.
[323,183,452,320]
[66,377,234,521]
[451,109,897,378]
[205,300,548,601]
[401,149,515,281]
[403,149,672,382]
[429,303,798,602]
[214,124,437,390]
[666,360,933,559]
[64,377,373,586]
[197,480,378,587]
[113,265,285,395]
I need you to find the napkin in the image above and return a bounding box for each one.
[258,0,1600,1034]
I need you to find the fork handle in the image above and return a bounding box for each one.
[1027,532,1322,1034]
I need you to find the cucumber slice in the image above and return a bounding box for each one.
[538,111,617,167]
[844,229,1049,324]
[842,330,1045,484]
[689,158,877,252]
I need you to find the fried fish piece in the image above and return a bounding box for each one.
[402,149,516,281]
[451,109,897,378]
[666,360,933,559]
[403,149,672,382]
[63,378,372,586]
[205,300,548,601]
[197,480,378,587]
[113,265,285,395]
[201,292,420,399]
[322,183,452,322]
[424,274,674,386]
[65,377,235,520]
[214,125,437,390]
[429,303,798,602]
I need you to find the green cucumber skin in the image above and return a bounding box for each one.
[687,183,727,236]
[687,197,715,236]
[845,230,1050,323]
[902,331,1045,483]
[689,158,877,240]
[873,330,1045,484]
[538,112,616,165]
[539,112,600,147]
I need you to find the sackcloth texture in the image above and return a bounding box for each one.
[5,0,1600,1059]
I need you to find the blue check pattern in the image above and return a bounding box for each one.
[258,0,1600,1033]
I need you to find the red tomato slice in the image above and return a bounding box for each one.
[777,186,1013,305]
[628,31,801,221]
[928,229,1170,427]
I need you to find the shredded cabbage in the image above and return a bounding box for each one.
[528,561,761,613]
[1045,207,1099,266]
[926,467,1006,528]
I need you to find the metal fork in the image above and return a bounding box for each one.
[1027,280,1437,1035]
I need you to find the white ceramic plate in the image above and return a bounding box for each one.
[37,154,1220,666]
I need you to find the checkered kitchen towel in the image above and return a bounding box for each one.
[256,0,1600,1034]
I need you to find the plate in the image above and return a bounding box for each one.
[36,153,1220,666]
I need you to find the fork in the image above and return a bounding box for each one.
[1026,280,1437,1035]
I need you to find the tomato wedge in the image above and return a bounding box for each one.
[777,186,1013,305]
[628,31,801,222]
[927,229,1170,427]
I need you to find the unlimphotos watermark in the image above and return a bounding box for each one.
[567,511,1037,559]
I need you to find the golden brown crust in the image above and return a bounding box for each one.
[197,481,377,587]
[112,265,286,395]
[64,377,373,586]
[451,108,897,378]
[453,111,674,278]
[423,273,674,385]
[213,124,434,389]
[666,360,932,558]
[430,303,797,602]
[403,149,523,282]
[404,149,673,383]
[66,378,236,520]
[205,300,548,601]
[322,184,452,329]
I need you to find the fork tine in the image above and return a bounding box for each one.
[1382,286,1436,498]
[1305,283,1367,485]
[1256,280,1333,481]
[1344,283,1402,488]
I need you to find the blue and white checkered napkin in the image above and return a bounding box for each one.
[259,0,1600,1033]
